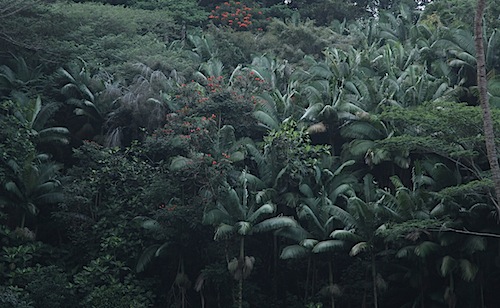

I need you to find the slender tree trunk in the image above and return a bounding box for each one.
[273,234,278,301]
[304,256,311,302]
[237,237,245,308]
[328,261,335,308]
[475,0,500,218]
[20,212,25,229]
[419,266,425,308]
[371,253,378,308]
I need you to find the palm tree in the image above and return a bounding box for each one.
[331,174,403,308]
[0,153,63,229]
[203,172,298,308]
[11,94,70,146]
[0,55,43,99]
[279,159,356,307]
[474,0,500,217]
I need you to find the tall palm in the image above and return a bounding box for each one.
[279,159,356,306]
[203,172,298,308]
[474,0,500,216]
[59,62,108,142]
[331,174,402,308]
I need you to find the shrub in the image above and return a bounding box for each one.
[209,1,268,31]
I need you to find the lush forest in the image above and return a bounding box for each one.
[2,0,500,307]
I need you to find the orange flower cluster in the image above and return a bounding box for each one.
[206,75,224,93]
[208,1,265,31]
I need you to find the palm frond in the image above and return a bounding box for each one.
[37,127,70,144]
[202,208,233,225]
[349,241,369,256]
[4,181,23,200]
[440,255,457,277]
[275,225,309,242]
[236,221,252,236]
[219,187,245,221]
[301,239,319,249]
[299,183,314,198]
[253,110,280,131]
[253,216,297,233]
[414,241,440,258]
[33,192,64,204]
[136,244,161,272]
[214,223,235,240]
[459,259,478,282]
[248,203,275,223]
[330,229,363,242]
[300,102,324,121]
[280,245,310,259]
[312,240,345,254]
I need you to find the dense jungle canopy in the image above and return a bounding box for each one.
[2,0,500,307]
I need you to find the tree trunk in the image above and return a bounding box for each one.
[304,256,311,302]
[371,253,378,308]
[328,261,335,308]
[237,237,245,308]
[475,0,500,218]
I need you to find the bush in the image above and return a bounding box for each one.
[0,286,33,308]
[84,282,154,308]
[24,266,76,308]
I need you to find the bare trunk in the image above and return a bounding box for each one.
[371,253,378,308]
[475,0,500,218]
[328,261,335,308]
[237,237,244,308]
[304,256,311,302]
[273,234,278,300]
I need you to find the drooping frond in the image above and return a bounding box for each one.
[253,216,298,233]
[414,241,440,258]
[440,255,457,277]
[349,241,369,256]
[236,221,252,236]
[214,223,235,240]
[330,229,363,243]
[202,208,233,226]
[459,259,478,282]
[312,240,345,254]
[275,225,309,242]
[136,244,161,273]
[280,245,310,259]
[247,203,275,223]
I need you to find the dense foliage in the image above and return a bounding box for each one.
[2,0,500,307]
